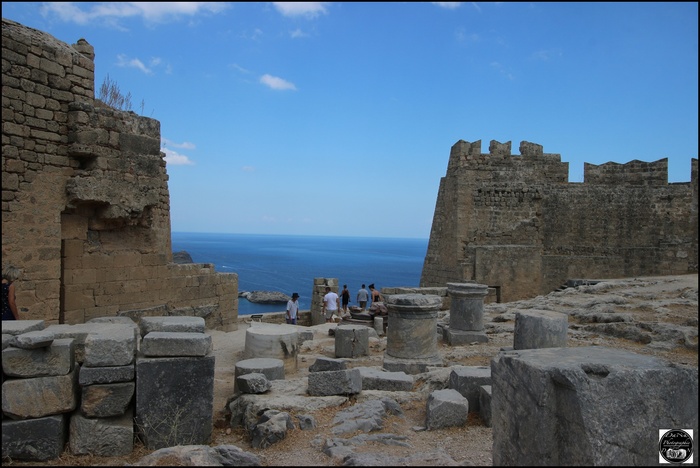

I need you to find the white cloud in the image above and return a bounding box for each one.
[40,2,228,25]
[273,2,329,18]
[433,2,462,9]
[260,74,298,91]
[242,166,255,172]
[290,28,308,39]
[162,138,196,150]
[162,147,194,166]
[116,54,153,75]
[230,63,251,74]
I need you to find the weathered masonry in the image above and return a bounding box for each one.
[421,139,698,303]
[1,19,238,330]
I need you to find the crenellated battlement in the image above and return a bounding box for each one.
[423,138,698,302]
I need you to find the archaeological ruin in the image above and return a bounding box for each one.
[421,139,698,302]
[1,18,238,330]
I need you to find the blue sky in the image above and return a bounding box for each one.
[2,2,698,239]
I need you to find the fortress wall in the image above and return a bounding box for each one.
[421,139,698,302]
[2,18,237,330]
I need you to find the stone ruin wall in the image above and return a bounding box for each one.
[1,19,238,330]
[421,139,698,303]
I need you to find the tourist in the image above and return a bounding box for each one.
[2,265,21,320]
[340,284,351,314]
[322,286,340,323]
[357,284,369,311]
[286,292,300,325]
[369,283,383,304]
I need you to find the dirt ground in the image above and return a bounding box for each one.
[3,274,697,466]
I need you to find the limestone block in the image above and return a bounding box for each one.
[139,316,206,337]
[141,331,212,357]
[78,364,134,385]
[234,358,285,393]
[135,355,215,450]
[69,409,133,457]
[1,320,45,336]
[81,382,135,417]
[448,365,491,412]
[479,385,492,427]
[2,338,74,378]
[11,329,55,349]
[513,310,568,350]
[425,389,468,430]
[307,368,362,396]
[1,415,66,462]
[2,369,77,419]
[334,325,369,358]
[357,367,414,392]
[83,325,136,366]
[309,357,347,373]
[491,346,699,465]
[236,373,271,394]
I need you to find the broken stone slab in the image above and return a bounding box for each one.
[448,365,491,412]
[330,397,403,436]
[357,367,414,392]
[491,346,699,465]
[83,325,136,367]
[250,409,295,449]
[236,372,271,394]
[128,444,261,466]
[138,316,206,337]
[308,356,347,372]
[1,320,45,336]
[2,338,74,378]
[141,331,212,357]
[307,368,362,396]
[11,329,55,349]
[425,388,469,430]
[1,414,67,462]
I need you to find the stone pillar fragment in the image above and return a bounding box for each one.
[513,310,568,350]
[335,325,369,358]
[383,294,443,374]
[445,282,489,345]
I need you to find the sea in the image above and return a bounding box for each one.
[171,232,429,316]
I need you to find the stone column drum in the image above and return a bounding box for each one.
[383,294,443,374]
[244,324,299,373]
[445,282,489,345]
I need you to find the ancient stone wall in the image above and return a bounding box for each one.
[421,139,698,302]
[2,18,238,330]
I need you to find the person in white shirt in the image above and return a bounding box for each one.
[286,292,300,324]
[322,286,340,323]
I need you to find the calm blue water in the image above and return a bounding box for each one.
[171,232,428,315]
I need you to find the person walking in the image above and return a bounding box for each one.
[2,265,21,321]
[322,286,340,323]
[357,284,369,311]
[369,283,383,304]
[286,292,300,325]
[340,284,351,314]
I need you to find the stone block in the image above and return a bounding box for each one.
[10,329,55,349]
[2,414,66,462]
[479,385,492,427]
[78,364,134,385]
[448,365,491,412]
[335,325,369,358]
[81,382,135,417]
[234,358,285,393]
[308,357,347,373]
[2,338,74,378]
[513,310,568,350]
[141,331,212,357]
[139,316,206,337]
[357,367,414,392]
[1,320,45,336]
[307,368,362,396]
[236,373,271,394]
[135,355,215,450]
[69,409,133,457]
[491,346,699,465]
[83,325,136,366]
[2,369,77,419]
[425,388,468,430]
